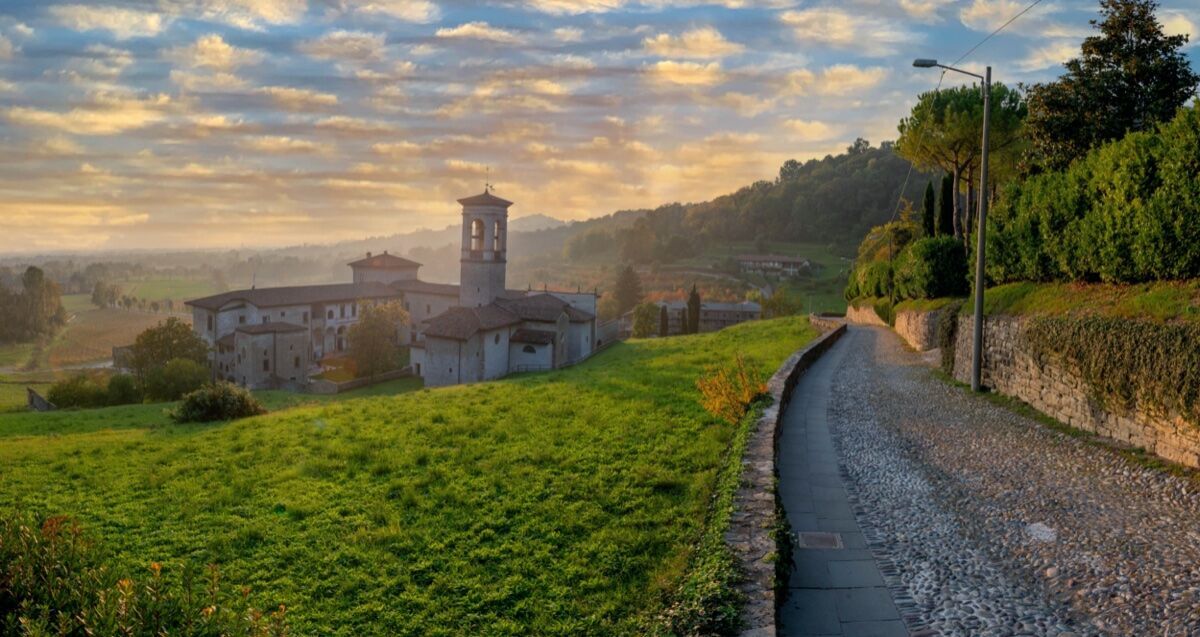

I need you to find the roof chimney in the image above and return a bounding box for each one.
[383,249,388,255]
[367,251,372,258]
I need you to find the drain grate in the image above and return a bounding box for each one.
[795,531,843,549]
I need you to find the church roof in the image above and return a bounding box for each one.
[347,252,422,270]
[422,305,521,341]
[186,282,397,311]
[457,190,513,208]
[236,321,308,335]
[390,279,461,297]
[496,293,594,323]
[510,328,555,345]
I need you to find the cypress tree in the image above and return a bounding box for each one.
[937,174,954,237]
[686,285,701,334]
[921,181,936,237]
[659,304,669,337]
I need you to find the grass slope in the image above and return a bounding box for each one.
[974,281,1200,323]
[0,317,815,636]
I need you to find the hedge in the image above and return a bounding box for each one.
[893,237,969,300]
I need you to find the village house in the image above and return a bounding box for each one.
[185,190,601,390]
[618,299,762,337]
[736,254,811,277]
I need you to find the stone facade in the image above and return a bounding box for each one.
[951,315,1200,468]
[894,306,951,352]
[728,323,847,637]
[845,303,887,326]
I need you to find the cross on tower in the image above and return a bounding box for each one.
[485,166,492,193]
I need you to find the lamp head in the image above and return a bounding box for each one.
[912,58,938,68]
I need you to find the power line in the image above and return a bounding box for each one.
[953,0,1047,66]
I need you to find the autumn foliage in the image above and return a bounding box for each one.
[696,354,767,425]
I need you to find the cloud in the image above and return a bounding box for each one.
[350,0,439,22]
[784,119,838,140]
[780,8,915,56]
[958,0,1081,38]
[168,34,262,71]
[1017,41,1077,72]
[645,60,724,86]
[314,116,398,133]
[168,0,308,31]
[0,35,13,60]
[898,0,955,22]
[241,135,330,154]
[257,86,339,110]
[1161,9,1198,46]
[643,26,743,59]
[299,30,386,62]
[49,4,166,39]
[372,141,421,156]
[5,92,171,135]
[718,92,776,116]
[436,22,524,44]
[786,64,886,96]
[554,27,583,42]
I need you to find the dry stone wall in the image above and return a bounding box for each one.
[845,303,887,326]
[952,315,1200,468]
[894,307,946,351]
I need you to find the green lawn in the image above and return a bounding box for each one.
[121,278,217,302]
[0,318,815,636]
[975,281,1200,323]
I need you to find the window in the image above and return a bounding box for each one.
[280,311,285,318]
[522,345,536,354]
[494,333,500,345]
[294,356,300,368]
[340,304,346,319]
[352,304,357,318]
[206,315,213,331]
[263,359,270,372]
[327,309,334,320]
[493,220,503,251]
[426,304,431,314]
[263,316,270,324]
[303,311,309,324]
[470,218,484,251]
[239,315,246,324]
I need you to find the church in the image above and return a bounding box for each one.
[185,190,600,389]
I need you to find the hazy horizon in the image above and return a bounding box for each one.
[0,0,1196,254]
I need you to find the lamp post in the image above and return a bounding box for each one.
[913,58,991,392]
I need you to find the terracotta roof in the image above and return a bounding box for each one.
[235,321,308,335]
[510,328,555,345]
[216,333,236,347]
[390,279,461,296]
[347,252,422,269]
[457,190,513,208]
[422,305,521,341]
[186,282,397,311]
[496,293,594,323]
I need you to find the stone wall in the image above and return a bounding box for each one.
[894,306,949,351]
[729,323,847,637]
[952,315,1200,468]
[845,303,887,326]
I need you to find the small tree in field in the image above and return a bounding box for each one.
[631,302,660,338]
[613,265,644,316]
[348,301,410,379]
[696,354,767,425]
[130,317,209,388]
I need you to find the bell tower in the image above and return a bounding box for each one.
[458,188,512,308]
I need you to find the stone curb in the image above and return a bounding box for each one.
[728,317,847,637]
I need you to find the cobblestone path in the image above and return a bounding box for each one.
[778,325,1200,637]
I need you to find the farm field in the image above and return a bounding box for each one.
[693,241,853,314]
[120,277,218,302]
[44,308,169,369]
[0,317,816,635]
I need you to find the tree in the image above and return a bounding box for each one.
[686,285,701,334]
[348,301,410,380]
[91,281,120,308]
[659,304,669,337]
[130,317,209,386]
[1025,0,1199,170]
[613,265,644,316]
[631,302,660,338]
[778,159,803,182]
[921,181,936,237]
[937,173,954,237]
[847,138,871,155]
[144,358,209,402]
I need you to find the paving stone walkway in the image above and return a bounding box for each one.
[776,324,1200,637]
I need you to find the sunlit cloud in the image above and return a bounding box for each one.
[348,0,440,22]
[5,92,172,135]
[645,60,724,86]
[780,8,916,56]
[436,21,525,44]
[786,64,886,96]
[784,119,838,140]
[240,135,332,154]
[299,30,386,62]
[1018,41,1077,72]
[168,34,262,71]
[643,27,743,59]
[257,86,339,110]
[48,5,166,39]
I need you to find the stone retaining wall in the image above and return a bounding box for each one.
[845,303,887,326]
[952,315,1200,468]
[894,306,949,352]
[729,322,847,637]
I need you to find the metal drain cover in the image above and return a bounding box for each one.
[795,532,843,549]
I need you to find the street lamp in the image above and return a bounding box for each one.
[913,58,992,392]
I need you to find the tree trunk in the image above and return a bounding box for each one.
[952,166,962,240]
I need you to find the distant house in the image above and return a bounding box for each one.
[736,254,811,277]
[619,300,762,337]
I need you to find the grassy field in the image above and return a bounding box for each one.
[44,308,169,369]
[121,278,218,302]
[0,317,815,636]
[976,281,1200,323]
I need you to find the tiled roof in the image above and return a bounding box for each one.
[347,252,422,269]
[496,293,594,323]
[510,328,555,345]
[185,282,397,311]
[236,321,308,335]
[390,279,461,296]
[422,305,521,341]
[457,190,513,208]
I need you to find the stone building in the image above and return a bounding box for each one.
[618,300,762,337]
[186,189,599,390]
[736,254,811,277]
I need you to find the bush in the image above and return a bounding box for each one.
[105,373,141,406]
[989,104,1200,284]
[893,237,969,300]
[0,512,287,636]
[47,375,107,409]
[695,354,766,425]
[170,382,266,424]
[145,358,210,402]
[936,300,965,374]
[631,302,661,338]
[848,260,893,299]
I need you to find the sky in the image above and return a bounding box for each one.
[0,0,1196,254]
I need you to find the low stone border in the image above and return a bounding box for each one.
[727,322,847,637]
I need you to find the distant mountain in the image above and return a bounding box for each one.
[509,214,567,233]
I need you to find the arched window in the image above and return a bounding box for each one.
[493,220,503,252]
[522,345,536,354]
[470,218,484,251]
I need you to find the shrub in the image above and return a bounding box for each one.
[936,300,964,374]
[893,237,969,300]
[145,358,210,402]
[850,260,893,299]
[0,512,287,636]
[631,302,661,338]
[47,375,107,409]
[105,373,141,406]
[170,382,266,424]
[696,354,767,425]
[989,104,1200,285]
